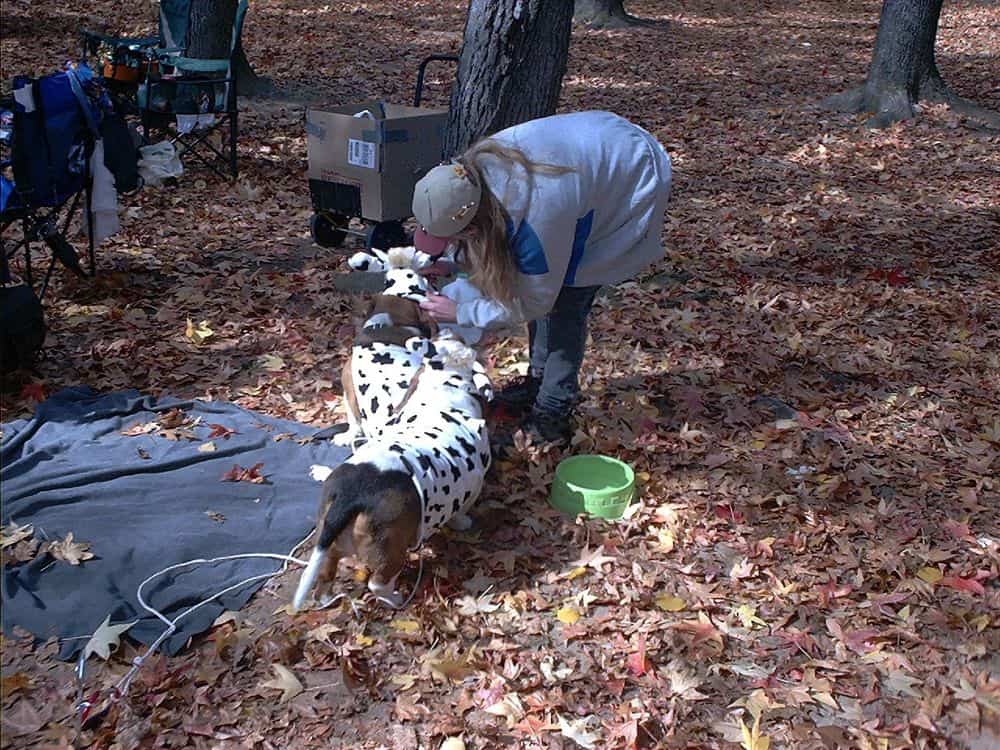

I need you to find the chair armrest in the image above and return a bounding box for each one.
[153,45,185,59]
[167,57,230,74]
[81,29,159,49]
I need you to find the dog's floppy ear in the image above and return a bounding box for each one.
[348,251,387,273]
[472,361,494,401]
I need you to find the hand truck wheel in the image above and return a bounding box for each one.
[310,212,349,248]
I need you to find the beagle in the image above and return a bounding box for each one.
[294,335,493,609]
[336,247,438,448]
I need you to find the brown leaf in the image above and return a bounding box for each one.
[0,672,31,699]
[1,697,53,736]
[208,423,238,439]
[258,664,303,703]
[221,462,267,483]
[46,532,94,565]
[1,522,34,549]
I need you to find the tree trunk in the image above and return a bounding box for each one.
[574,0,659,29]
[444,0,574,157]
[823,0,998,128]
[187,0,236,59]
[187,0,266,95]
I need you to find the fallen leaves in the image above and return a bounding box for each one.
[654,593,686,612]
[558,714,601,749]
[83,615,137,660]
[626,635,653,677]
[1,1,998,749]
[556,606,581,624]
[1,523,34,549]
[0,698,53,737]
[422,647,480,683]
[45,532,94,565]
[917,566,943,584]
[739,714,771,750]
[673,612,725,655]
[221,462,266,483]
[938,573,989,596]
[484,692,525,727]
[390,618,421,634]
[258,664,303,703]
[185,318,214,346]
[0,672,30,699]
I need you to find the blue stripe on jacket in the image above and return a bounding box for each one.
[564,209,594,285]
[507,218,549,275]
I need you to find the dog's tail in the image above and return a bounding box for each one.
[292,498,364,611]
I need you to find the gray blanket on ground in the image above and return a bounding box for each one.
[1,387,347,659]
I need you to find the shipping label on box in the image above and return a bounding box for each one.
[347,138,378,170]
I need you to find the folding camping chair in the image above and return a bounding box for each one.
[1,65,106,301]
[137,0,249,181]
[81,0,192,111]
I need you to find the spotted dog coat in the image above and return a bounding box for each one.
[341,247,437,444]
[353,336,493,544]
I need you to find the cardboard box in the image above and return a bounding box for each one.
[306,101,448,223]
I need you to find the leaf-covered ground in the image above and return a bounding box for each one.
[2,1,998,748]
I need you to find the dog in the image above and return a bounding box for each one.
[336,247,438,447]
[294,335,493,610]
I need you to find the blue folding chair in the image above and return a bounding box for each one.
[1,64,106,301]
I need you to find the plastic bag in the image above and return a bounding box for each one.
[137,141,183,186]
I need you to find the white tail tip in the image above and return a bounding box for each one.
[292,547,326,611]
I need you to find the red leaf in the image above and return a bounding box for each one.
[865,266,910,287]
[818,581,853,608]
[605,678,626,698]
[221,463,267,483]
[208,424,238,439]
[19,383,46,402]
[938,576,985,596]
[714,504,744,523]
[627,635,653,677]
[942,519,974,542]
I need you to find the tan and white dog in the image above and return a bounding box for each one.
[336,246,438,448]
[295,335,492,610]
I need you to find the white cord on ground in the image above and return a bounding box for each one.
[73,538,425,719]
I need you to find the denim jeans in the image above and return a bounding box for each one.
[528,285,602,417]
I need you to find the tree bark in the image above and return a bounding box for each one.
[186,0,267,95]
[187,0,236,59]
[444,0,574,157]
[823,0,999,128]
[574,0,659,29]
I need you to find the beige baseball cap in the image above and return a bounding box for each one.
[412,162,482,239]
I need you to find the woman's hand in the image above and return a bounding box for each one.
[418,260,458,278]
[420,293,458,323]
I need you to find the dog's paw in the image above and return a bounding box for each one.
[447,513,473,532]
[309,464,333,482]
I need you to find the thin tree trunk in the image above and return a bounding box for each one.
[823,0,999,128]
[444,0,574,157]
[574,0,660,29]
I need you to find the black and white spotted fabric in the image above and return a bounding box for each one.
[348,249,434,436]
[351,337,492,545]
[350,341,426,434]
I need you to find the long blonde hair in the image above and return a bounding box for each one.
[455,140,573,307]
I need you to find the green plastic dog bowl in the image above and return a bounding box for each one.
[549,455,635,519]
